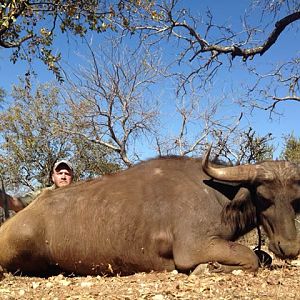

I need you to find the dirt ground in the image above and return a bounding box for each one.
[1,228,299,299]
[0,256,299,300]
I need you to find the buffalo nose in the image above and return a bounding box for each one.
[269,240,300,259]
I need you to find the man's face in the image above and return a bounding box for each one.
[52,165,73,188]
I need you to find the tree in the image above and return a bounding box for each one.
[212,127,274,164]
[280,134,300,233]
[59,37,274,166]
[0,78,119,193]
[0,87,5,101]
[2,1,299,110]
[0,0,126,80]
[60,39,164,167]
[0,44,275,196]
[71,136,120,179]
[116,0,300,113]
[1,1,292,185]
[281,134,300,162]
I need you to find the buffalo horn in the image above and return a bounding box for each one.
[202,145,260,182]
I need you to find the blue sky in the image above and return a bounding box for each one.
[0,0,299,160]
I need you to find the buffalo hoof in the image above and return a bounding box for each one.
[190,262,227,275]
[207,262,224,273]
[189,263,211,276]
[254,249,272,268]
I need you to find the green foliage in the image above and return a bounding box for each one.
[71,137,120,181]
[280,134,300,162]
[0,79,120,193]
[0,80,70,190]
[0,0,124,81]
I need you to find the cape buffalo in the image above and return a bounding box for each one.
[0,147,299,276]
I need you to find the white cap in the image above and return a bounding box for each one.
[53,160,73,172]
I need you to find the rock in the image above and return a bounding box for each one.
[152,295,165,300]
[232,270,244,276]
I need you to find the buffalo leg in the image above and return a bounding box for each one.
[174,238,259,274]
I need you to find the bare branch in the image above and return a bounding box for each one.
[61,38,163,167]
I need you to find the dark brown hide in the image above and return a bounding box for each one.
[0,154,299,276]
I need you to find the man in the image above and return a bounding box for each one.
[0,160,73,220]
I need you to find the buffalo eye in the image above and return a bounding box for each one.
[291,198,300,214]
[256,194,273,211]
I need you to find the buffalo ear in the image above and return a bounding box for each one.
[222,187,257,236]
